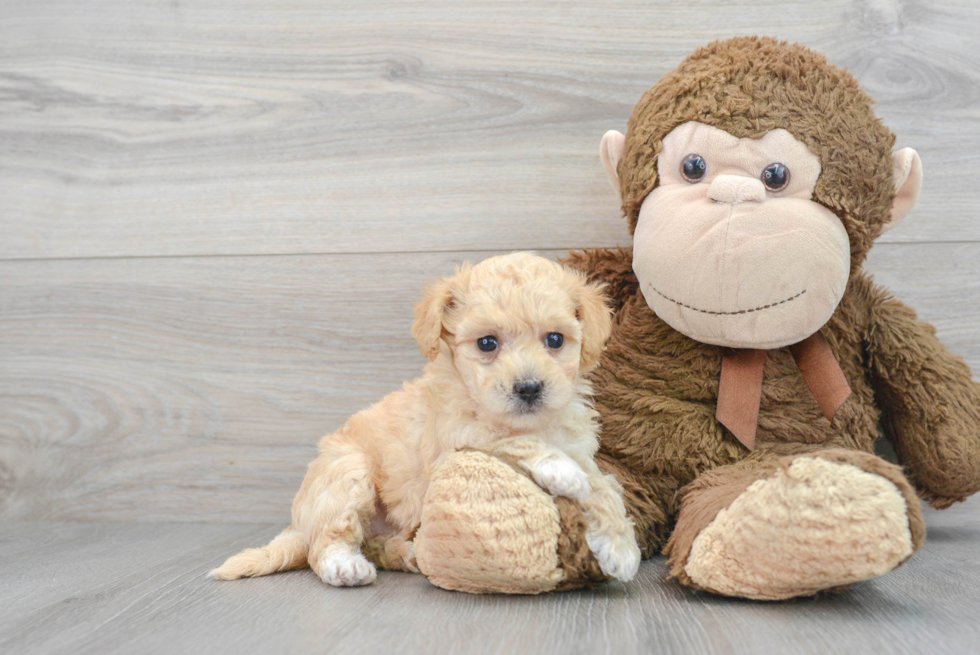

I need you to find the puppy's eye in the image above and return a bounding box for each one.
[545,333,564,349]
[681,154,707,183]
[761,162,790,191]
[477,336,498,353]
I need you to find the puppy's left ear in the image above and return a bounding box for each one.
[574,279,613,372]
[412,275,459,361]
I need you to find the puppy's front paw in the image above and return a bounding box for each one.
[586,531,641,582]
[531,458,591,501]
[317,552,377,587]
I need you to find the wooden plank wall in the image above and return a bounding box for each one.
[2,0,979,523]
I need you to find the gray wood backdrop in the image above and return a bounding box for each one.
[2,0,979,524]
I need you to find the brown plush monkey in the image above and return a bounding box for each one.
[411,37,980,599]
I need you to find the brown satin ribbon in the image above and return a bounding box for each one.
[716,332,852,450]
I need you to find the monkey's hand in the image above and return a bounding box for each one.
[867,291,980,508]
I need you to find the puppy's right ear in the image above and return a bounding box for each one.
[412,277,457,361]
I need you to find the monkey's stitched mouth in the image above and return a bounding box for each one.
[648,285,807,316]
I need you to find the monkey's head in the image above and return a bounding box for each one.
[602,37,922,349]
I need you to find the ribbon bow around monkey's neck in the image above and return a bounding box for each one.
[715,332,851,450]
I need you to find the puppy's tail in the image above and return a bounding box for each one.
[210,526,307,580]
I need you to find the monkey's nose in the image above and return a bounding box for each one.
[514,380,544,405]
[707,175,767,204]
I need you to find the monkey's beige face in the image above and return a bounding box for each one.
[449,273,586,430]
[629,122,851,349]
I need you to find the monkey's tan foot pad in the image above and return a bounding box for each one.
[414,450,606,594]
[684,457,915,600]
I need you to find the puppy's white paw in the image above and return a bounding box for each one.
[317,552,377,587]
[586,531,641,582]
[531,458,591,501]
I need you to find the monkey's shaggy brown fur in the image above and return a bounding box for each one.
[617,37,896,275]
[413,37,980,598]
[556,36,980,591]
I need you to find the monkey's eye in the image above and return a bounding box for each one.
[545,333,564,349]
[477,336,498,353]
[761,163,790,191]
[681,154,707,183]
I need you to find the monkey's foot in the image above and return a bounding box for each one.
[414,450,607,594]
[682,456,915,600]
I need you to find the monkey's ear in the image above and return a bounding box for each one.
[600,130,626,196]
[575,281,613,372]
[412,278,457,361]
[881,148,923,233]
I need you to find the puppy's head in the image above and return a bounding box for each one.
[413,252,612,428]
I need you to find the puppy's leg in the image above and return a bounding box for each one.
[296,444,379,587]
[484,438,591,501]
[363,533,419,573]
[579,471,642,583]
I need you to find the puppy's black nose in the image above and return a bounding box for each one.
[514,380,544,405]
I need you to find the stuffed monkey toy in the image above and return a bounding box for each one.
[410,37,980,599]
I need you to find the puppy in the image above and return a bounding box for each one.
[211,252,641,586]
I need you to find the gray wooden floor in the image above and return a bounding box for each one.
[3,0,980,653]
[3,496,980,655]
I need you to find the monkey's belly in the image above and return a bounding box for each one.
[592,299,880,484]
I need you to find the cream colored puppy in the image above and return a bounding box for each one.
[211,252,640,587]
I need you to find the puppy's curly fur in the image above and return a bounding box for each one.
[211,252,640,586]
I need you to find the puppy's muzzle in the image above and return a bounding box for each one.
[513,380,545,409]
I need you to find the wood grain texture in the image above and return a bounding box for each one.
[1,0,979,261]
[1,244,978,523]
[2,496,980,655]
[1,2,979,645]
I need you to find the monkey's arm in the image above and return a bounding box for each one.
[866,292,980,508]
[561,248,638,312]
